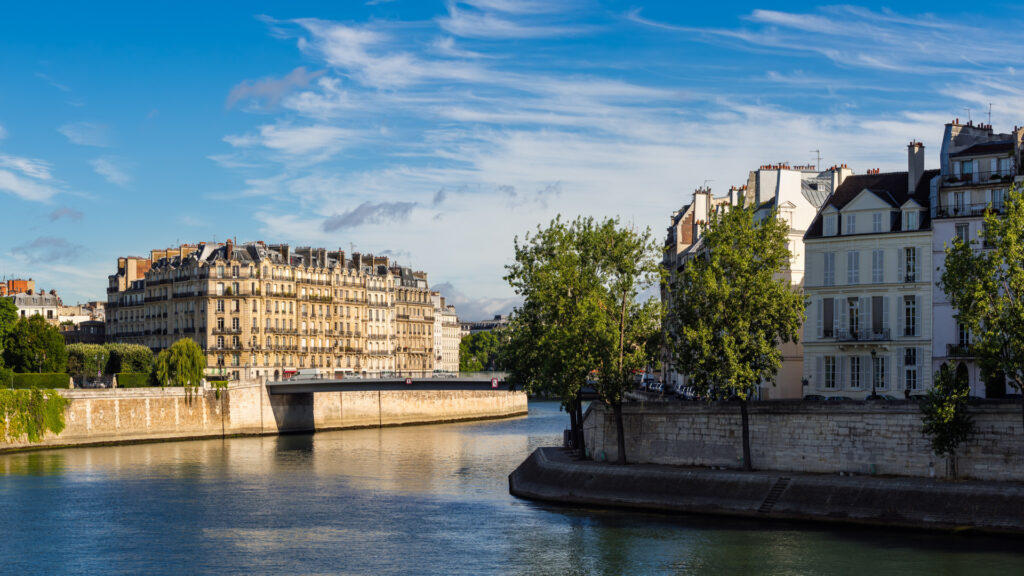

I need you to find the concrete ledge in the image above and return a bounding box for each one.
[509,447,1024,534]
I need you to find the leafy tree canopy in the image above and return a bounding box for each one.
[459,331,500,372]
[668,205,805,399]
[155,338,206,394]
[3,315,68,374]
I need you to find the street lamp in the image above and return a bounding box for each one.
[869,349,878,400]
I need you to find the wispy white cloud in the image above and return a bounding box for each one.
[90,157,131,187]
[13,236,85,264]
[0,154,53,181]
[58,122,110,147]
[0,154,59,202]
[224,123,356,162]
[35,72,71,92]
[438,3,589,39]
[226,66,325,110]
[178,214,210,227]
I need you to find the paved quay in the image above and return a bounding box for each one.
[509,447,1024,534]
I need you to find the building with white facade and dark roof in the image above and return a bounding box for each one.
[802,142,939,398]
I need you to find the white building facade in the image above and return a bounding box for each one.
[803,151,938,398]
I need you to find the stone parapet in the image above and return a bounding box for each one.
[583,401,1024,482]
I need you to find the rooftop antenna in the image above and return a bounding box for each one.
[702,179,714,191]
[810,149,822,171]
[964,107,972,123]
[988,103,993,125]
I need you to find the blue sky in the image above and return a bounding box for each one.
[2,1,1023,319]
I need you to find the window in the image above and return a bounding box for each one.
[823,252,835,286]
[873,356,886,390]
[217,335,224,348]
[217,283,224,296]
[903,210,918,231]
[871,295,884,336]
[872,212,882,233]
[824,213,837,236]
[846,214,856,235]
[847,251,859,285]
[904,348,918,390]
[232,266,239,278]
[904,247,917,282]
[999,157,1013,176]
[961,160,973,181]
[955,223,969,244]
[217,317,224,330]
[232,317,240,330]
[957,322,970,347]
[872,249,884,283]
[849,357,861,389]
[903,295,917,337]
[217,266,224,279]
[991,188,1006,211]
[824,356,837,389]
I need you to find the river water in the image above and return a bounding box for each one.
[0,401,1021,575]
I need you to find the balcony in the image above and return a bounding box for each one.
[828,328,890,342]
[947,343,974,358]
[934,201,1006,219]
[941,169,1016,188]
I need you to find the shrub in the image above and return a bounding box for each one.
[116,373,155,388]
[105,343,154,374]
[10,373,72,389]
[67,343,109,378]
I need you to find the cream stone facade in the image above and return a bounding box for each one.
[106,241,443,380]
[803,153,938,398]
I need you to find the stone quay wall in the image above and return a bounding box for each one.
[1,383,528,451]
[583,401,1024,482]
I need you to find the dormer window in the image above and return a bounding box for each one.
[824,213,837,236]
[846,214,856,235]
[903,210,918,231]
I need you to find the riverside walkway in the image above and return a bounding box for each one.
[265,372,509,394]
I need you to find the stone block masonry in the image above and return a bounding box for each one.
[1,382,528,452]
[583,401,1024,482]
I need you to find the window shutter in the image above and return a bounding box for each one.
[896,349,904,391]
[816,356,823,391]
[859,297,869,330]
[885,354,892,390]
[836,356,844,391]
[985,189,992,204]
[840,298,849,335]
[816,298,823,339]
[882,297,890,335]
[897,297,904,338]
[897,249,904,281]
[878,250,885,283]
[833,301,840,337]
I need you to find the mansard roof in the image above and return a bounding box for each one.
[805,169,938,239]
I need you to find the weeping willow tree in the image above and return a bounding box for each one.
[155,338,206,399]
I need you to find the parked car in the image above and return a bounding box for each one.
[803,394,825,401]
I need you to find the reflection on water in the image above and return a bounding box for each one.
[0,401,1021,575]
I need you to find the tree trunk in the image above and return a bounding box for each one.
[613,401,627,465]
[740,399,752,471]
[575,398,587,458]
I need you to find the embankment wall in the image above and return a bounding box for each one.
[583,401,1024,482]
[2,383,528,451]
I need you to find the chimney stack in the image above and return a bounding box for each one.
[908,141,925,193]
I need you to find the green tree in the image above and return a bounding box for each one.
[939,185,1024,426]
[0,298,17,349]
[921,362,974,477]
[590,219,663,464]
[3,315,68,374]
[504,216,604,454]
[459,331,500,372]
[667,205,805,470]
[154,338,206,396]
[504,216,662,461]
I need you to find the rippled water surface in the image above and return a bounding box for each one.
[1,401,1022,575]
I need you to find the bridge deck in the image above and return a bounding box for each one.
[265,376,508,394]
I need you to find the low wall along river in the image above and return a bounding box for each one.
[1,382,528,451]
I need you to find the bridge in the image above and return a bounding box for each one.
[265,372,510,395]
